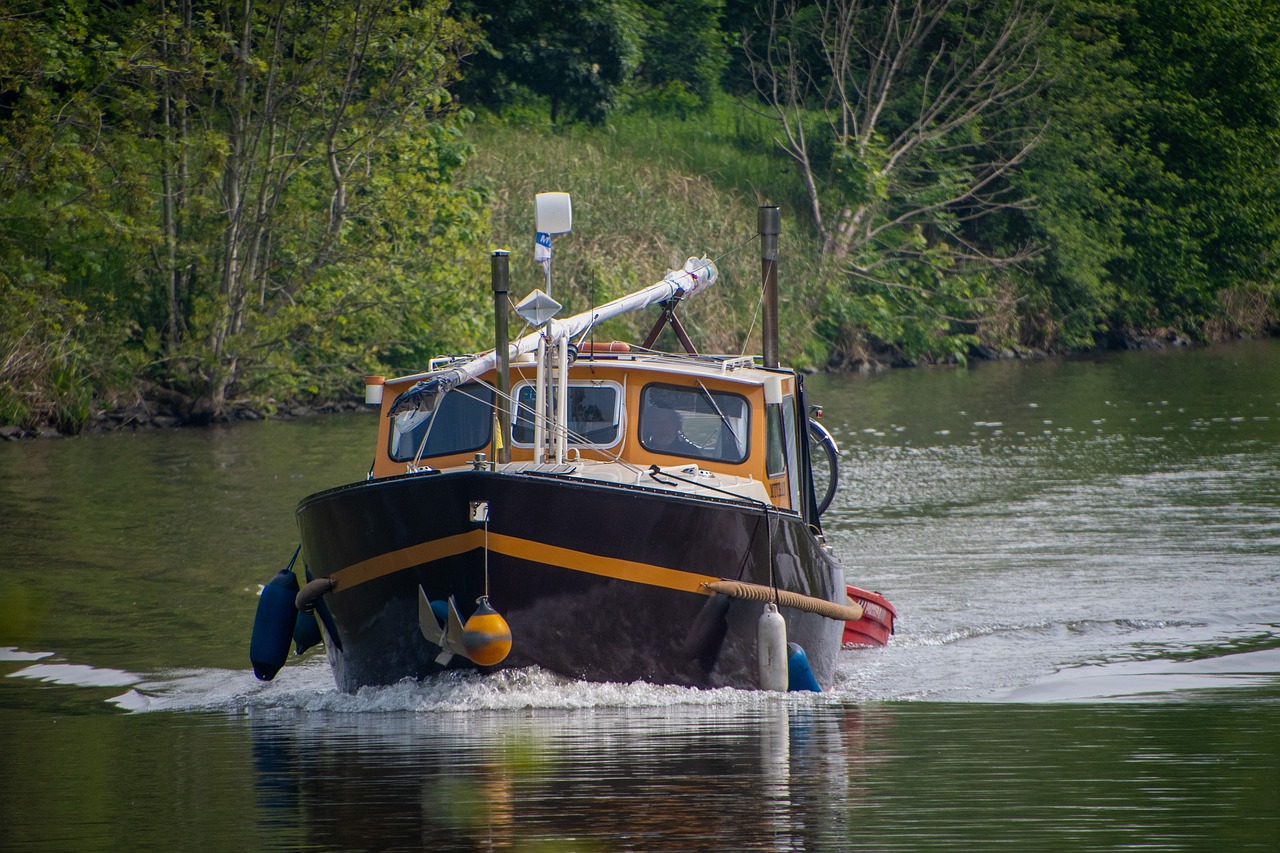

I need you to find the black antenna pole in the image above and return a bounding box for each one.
[759,206,780,368]
[491,250,512,463]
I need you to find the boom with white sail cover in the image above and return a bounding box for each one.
[388,256,717,417]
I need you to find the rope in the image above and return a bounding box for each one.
[702,579,864,622]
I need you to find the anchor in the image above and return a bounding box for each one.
[418,588,511,667]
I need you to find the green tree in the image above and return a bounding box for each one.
[630,0,729,114]
[1115,0,1280,335]
[984,0,1148,349]
[1004,0,1280,347]
[132,0,483,419]
[0,0,144,430]
[454,0,642,123]
[2,0,489,428]
[746,0,1049,363]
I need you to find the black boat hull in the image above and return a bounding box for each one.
[297,469,846,692]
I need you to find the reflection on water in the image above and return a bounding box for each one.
[243,705,874,852]
[206,696,1259,851]
[2,340,1279,851]
[7,697,1270,852]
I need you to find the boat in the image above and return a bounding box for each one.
[250,196,895,693]
[843,585,897,647]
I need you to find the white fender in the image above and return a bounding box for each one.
[757,602,788,691]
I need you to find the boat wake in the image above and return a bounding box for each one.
[4,647,145,690]
[10,610,1278,712]
[891,616,1211,650]
[990,646,1280,703]
[823,605,1280,703]
[107,657,849,714]
[5,642,893,713]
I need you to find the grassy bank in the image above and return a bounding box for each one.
[462,103,832,368]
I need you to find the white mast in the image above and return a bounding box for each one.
[387,256,719,417]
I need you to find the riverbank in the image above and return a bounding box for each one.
[0,397,372,441]
[5,328,1273,441]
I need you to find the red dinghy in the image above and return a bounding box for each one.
[843,585,897,647]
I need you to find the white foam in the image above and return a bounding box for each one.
[9,662,141,688]
[0,646,55,662]
[113,659,838,714]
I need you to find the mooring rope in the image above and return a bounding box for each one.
[702,579,864,622]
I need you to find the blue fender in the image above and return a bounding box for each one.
[292,609,322,655]
[787,642,821,693]
[250,567,300,681]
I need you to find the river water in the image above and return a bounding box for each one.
[2,340,1278,851]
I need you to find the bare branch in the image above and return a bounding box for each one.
[744,0,1047,270]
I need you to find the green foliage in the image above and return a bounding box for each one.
[630,0,729,107]
[994,0,1280,346]
[626,80,705,118]
[1116,0,1280,329]
[992,0,1142,348]
[739,0,1054,364]
[0,261,116,433]
[454,0,643,124]
[4,0,1280,433]
[817,227,993,366]
[0,0,147,430]
[243,126,491,403]
[455,0,728,123]
[0,0,488,429]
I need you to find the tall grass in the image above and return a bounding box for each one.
[462,99,831,367]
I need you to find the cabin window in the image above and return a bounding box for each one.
[640,384,749,463]
[511,381,622,447]
[765,403,786,477]
[782,394,801,509]
[388,383,494,462]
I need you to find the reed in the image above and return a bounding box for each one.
[0,286,102,433]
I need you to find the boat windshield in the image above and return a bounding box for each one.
[389,383,494,461]
[512,381,622,447]
[639,384,749,463]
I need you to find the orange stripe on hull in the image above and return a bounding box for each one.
[487,532,719,593]
[330,530,485,590]
[328,529,720,595]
